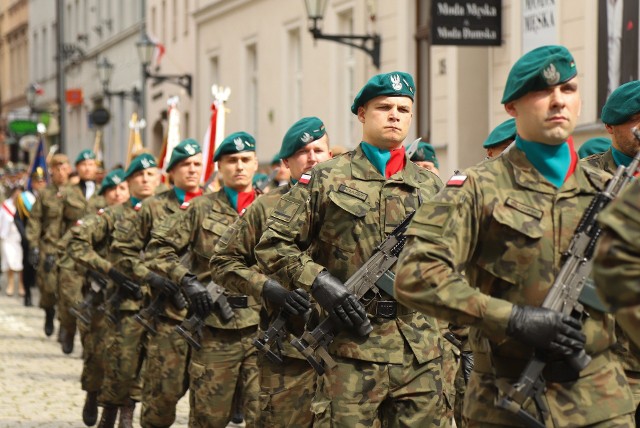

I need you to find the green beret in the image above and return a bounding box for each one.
[213,132,256,162]
[501,45,577,104]
[601,80,640,125]
[124,153,157,179]
[75,149,97,165]
[278,117,327,160]
[351,71,415,114]
[577,137,612,159]
[252,173,269,188]
[409,141,439,168]
[166,138,202,172]
[271,154,282,165]
[98,168,125,195]
[484,118,517,148]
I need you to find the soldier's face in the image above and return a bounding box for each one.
[505,77,581,145]
[50,163,70,185]
[103,182,130,206]
[606,113,640,157]
[169,153,203,192]
[76,159,97,181]
[283,136,332,181]
[358,96,413,150]
[127,168,158,200]
[218,152,258,192]
[31,179,47,192]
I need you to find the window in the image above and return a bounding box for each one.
[151,6,157,36]
[161,0,166,42]
[286,27,302,124]
[42,27,47,78]
[415,0,431,139]
[184,0,189,36]
[33,31,38,80]
[337,8,357,146]
[245,43,259,136]
[172,0,177,42]
[209,55,220,85]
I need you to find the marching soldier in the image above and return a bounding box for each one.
[26,153,70,336]
[144,132,260,427]
[66,167,130,426]
[483,118,516,159]
[409,140,440,176]
[577,137,611,159]
[210,117,332,427]
[110,139,207,428]
[56,149,105,354]
[254,72,449,426]
[394,45,635,427]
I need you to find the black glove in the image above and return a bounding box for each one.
[107,268,143,300]
[145,271,179,295]
[311,271,370,334]
[28,248,40,268]
[262,279,311,316]
[43,254,56,273]
[506,305,586,358]
[461,351,474,384]
[181,274,214,318]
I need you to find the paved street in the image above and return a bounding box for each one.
[0,284,189,428]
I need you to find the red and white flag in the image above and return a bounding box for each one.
[201,85,230,185]
[159,96,181,177]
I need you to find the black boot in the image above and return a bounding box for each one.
[61,326,75,354]
[44,308,55,336]
[118,399,135,428]
[97,405,118,428]
[24,292,32,307]
[82,391,99,426]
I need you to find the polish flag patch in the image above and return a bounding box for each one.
[446,174,468,187]
[299,173,312,185]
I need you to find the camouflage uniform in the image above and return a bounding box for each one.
[254,145,449,427]
[110,189,192,428]
[211,184,317,427]
[145,190,260,428]
[394,147,635,427]
[25,183,66,311]
[57,183,104,338]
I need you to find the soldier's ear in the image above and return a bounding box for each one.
[504,102,517,118]
[357,106,367,124]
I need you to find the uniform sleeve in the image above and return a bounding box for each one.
[67,212,112,274]
[145,208,197,284]
[394,176,514,338]
[111,208,150,281]
[210,202,269,300]
[254,176,325,291]
[25,195,43,248]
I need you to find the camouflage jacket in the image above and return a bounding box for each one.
[60,181,105,234]
[395,146,633,425]
[145,189,260,328]
[254,144,444,364]
[25,183,66,253]
[583,148,617,173]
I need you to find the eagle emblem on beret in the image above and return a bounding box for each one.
[390,74,402,91]
[234,137,245,150]
[185,144,196,155]
[301,132,314,143]
[543,63,560,86]
[141,158,151,168]
[112,176,122,184]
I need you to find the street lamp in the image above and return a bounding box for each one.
[96,56,141,106]
[304,0,381,69]
[136,32,192,97]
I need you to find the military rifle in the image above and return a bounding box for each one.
[253,310,288,364]
[290,210,415,375]
[104,272,143,325]
[134,285,187,335]
[497,128,640,428]
[70,270,108,326]
[175,281,235,350]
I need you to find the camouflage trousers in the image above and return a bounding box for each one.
[99,310,145,406]
[188,325,259,428]
[78,308,109,392]
[464,415,635,428]
[141,319,190,428]
[627,371,640,420]
[311,343,449,428]
[57,266,83,332]
[36,259,58,310]
[258,354,316,427]
[454,357,467,428]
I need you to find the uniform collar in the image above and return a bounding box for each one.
[350,144,423,188]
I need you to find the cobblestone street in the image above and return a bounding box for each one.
[0,285,189,428]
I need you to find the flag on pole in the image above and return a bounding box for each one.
[126,112,146,167]
[93,128,104,170]
[27,135,48,191]
[201,85,231,186]
[159,96,181,177]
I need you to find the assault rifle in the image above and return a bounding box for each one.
[290,210,415,375]
[104,271,143,325]
[70,270,108,326]
[175,281,235,350]
[253,310,289,364]
[134,284,188,335]
[497,129,640,428]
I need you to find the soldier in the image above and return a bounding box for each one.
[210,117,332,427]
[394,45,635,427]
[410,140,440,175]
[144,132,260,427]
[577,137,611,159]
[57,149,105,354]
[110,139,207,428]
[26,154,70,335]
[483,118,516,159]
[67,156,158,427]
[254,72,448,426]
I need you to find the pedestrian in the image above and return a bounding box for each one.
[1,185,25,298]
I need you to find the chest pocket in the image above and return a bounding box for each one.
[195,215,230,261]
[319,191,369,253]
[64,196,86,222]
[476,201,543,287]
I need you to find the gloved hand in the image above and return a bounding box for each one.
[311,270,370,334]
[28,248,40,268]
[181,274,214,318]
[262,279,311,316]
[107,268,143,300]
[145,271,179,295]
[461,351,474,384]
[43,254,56,273]
[506,305,586,357]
